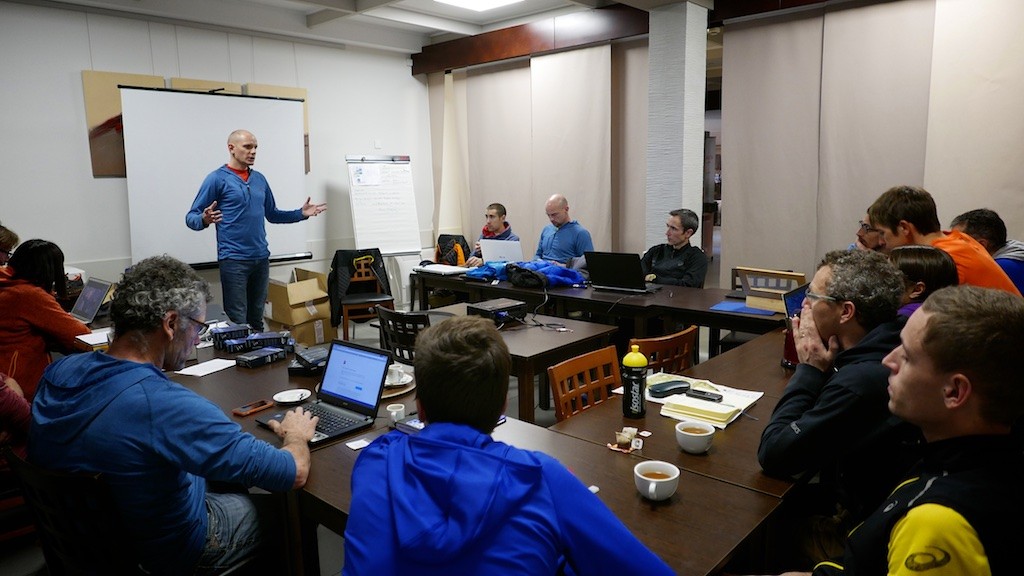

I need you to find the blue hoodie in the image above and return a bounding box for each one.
[30,352,296,574]
[342,423,673,575]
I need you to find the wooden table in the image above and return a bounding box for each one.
[411,273,785,356]
[431,302,617,423]
[551,330,797,498]
[172,347,784,576]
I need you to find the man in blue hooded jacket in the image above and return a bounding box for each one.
[342,315,672,575]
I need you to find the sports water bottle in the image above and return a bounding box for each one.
[622,344,648,418]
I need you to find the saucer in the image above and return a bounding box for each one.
[273,389,311,405]
[385,373,414,388]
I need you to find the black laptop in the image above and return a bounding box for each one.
[258,339,391,444]
[585,251,658,294]
[70,277,113,325]
[783,283,810,317]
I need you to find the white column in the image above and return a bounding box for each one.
[646,1,708,250]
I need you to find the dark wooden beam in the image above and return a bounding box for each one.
[411,4,648,76]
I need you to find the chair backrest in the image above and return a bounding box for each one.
[376,306,430,363]
[351,255,383,293]
[1,446,143,574]
[629,325,698,375]
[546,346,621,422]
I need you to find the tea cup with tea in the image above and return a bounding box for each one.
[633,460,680,501]
[674,420,716,454]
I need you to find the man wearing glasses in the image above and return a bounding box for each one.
[852,214,884,252]
[758,250,921,566]
[30,255,318,575]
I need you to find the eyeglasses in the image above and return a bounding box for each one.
[805,291,839,304]
[858,220,880,234]
[185,315,209,336]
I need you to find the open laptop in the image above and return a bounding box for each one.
[257,339,391,444]
[585,251,658,294]
[783,283,809,318]
[479,239,523,263]
[70,277,113,325]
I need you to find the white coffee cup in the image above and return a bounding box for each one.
[674,420,716,454]
[633,461,680,501]
[387,364,405,385]
[386,403,406,424]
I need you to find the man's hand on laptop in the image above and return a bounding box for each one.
[270,407,318,444]
[466,256,483,267]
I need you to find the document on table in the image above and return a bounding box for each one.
[614,373,763,429]
[176,358,236,377]
[76,328,112,347]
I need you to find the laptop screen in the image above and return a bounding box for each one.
[319,340,390,413]
[585,251,646,290]
[70,278,112,324]
[479,239,523,263]
[783,283,809,318]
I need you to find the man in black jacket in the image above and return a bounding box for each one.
[758,250,921,562]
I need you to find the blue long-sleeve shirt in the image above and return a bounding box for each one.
[186,165,304,260]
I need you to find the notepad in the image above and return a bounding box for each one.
[615,374,763,429]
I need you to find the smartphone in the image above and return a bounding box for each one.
[232,398,275,417]
[685,389,723,403]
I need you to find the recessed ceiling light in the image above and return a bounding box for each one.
[435,0,525,12]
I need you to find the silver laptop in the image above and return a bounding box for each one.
[479,239,523,263]
[257,339,391,444]
[70,278,113,324]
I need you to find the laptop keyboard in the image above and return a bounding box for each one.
[305,403,359,434]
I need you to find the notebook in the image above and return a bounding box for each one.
[412,263,472,276]
[479,239,523,263]
[585,251,658,294]
[70,277,113,324]
[257,339,391,445]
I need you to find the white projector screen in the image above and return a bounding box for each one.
[121,87,307,266]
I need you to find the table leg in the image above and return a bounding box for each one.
[516,363,536,424]
[538,373,550,411]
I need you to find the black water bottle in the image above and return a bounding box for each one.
[622,344,648,418]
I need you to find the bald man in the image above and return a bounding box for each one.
[534,194,593,265]
[186,129,326,330]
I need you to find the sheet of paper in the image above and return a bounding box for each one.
[175,358,236,377]
[76,328,112,346]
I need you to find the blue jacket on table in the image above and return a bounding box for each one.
[342,423,673,576]
[185,165,305,261]
[813,435,1024,576]
[29,352,296,575]
[758,317,922,523]
[535,220,593,264]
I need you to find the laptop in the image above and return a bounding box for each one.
[70,277,113,324]
[479,239,523,263]
[783,283,809,317]
[412,263,472,276]
[257,339,391,444]
[585,251,658,294]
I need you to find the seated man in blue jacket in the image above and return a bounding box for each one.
[30,255,318,575]
[342,315,673,575]
[801,286,1024,576]
[535,194,593,265]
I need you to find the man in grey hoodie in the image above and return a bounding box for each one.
[951,208,1024,294]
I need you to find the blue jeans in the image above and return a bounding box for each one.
[219,259,269,330]
[194,492,279,575]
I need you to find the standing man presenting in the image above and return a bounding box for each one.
[534,194,593,265]
[464,203,520,267]
[186,129,326,330]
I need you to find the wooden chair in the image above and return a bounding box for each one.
[339,255,394,341]
[376,305,430,364]
[546,346,621,423]
[629,325,698,374]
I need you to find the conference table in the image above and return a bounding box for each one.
[430,302,618,424]
[174,360,782,575]
[411,272,786,356]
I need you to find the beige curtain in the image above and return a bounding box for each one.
[613,38,650,255]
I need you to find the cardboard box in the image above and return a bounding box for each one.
[266,318,331,348]
[264,267,330,325]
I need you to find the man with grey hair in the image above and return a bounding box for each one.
[758,250,922,562]
[30,255,318,575]
[641,208,708,287]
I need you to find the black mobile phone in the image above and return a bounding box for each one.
[685,389,723,403]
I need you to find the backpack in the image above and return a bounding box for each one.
[435,234,471,266]
[506,262,548,288]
